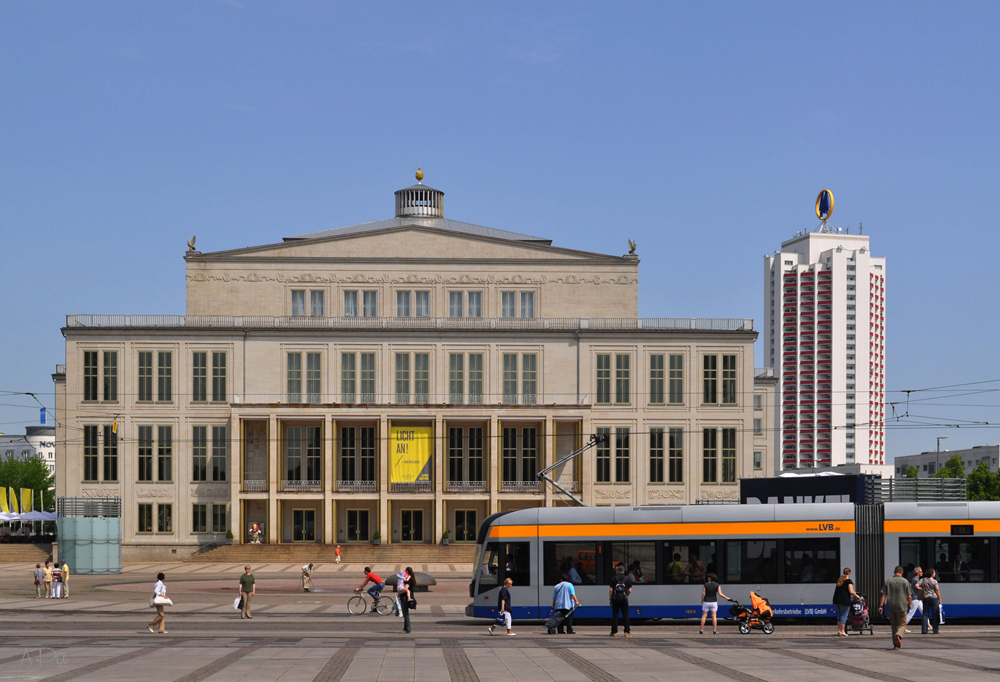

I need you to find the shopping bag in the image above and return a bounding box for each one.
[493,612,506,626]
[938,606,945,625]
[153,595,173,606]
[234,596,243,611]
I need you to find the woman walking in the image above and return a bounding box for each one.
[920,568,942,634]
[699,574,730,634]
[399,566,416,634]
[148,572,168,634]
[833,567,859,636]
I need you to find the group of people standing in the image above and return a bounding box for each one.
[32,561,68,599]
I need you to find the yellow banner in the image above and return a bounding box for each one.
[0,490,8,514]
[390,426,433,483]
[8,487,18,514]
[21,489,32,513]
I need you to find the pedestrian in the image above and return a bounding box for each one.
[919,568,942,634]
[488,578,515,636]
[700,574,730,635]
[878,565,913,649]
[335,545,341,564]
[609,563,633,637]
[301,563,314,592]
[42,561,53,598]
[148,572,168,634]
[399,566,416,634]
[61,561,70,599]
[833,567,859,636]
[239,565,256,619]
[33,563,44,598]
[51,562,63,599]
[549,573,580,635]
[904,567,923,632]
[356,567,385,612]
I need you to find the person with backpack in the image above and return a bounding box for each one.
[699,574,730,635]
[548,573,580,635]
[609,563,633,637]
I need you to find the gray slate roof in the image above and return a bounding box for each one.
[284,217,552,245]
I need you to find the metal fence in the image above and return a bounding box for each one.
[863,478,967,503]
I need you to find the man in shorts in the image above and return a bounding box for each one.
[357,567,385,612]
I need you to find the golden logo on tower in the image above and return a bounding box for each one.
[815,189,834,221]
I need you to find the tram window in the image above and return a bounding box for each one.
[724,540,778,584]
[933,538,990,583]
[784,538,839,583]
[504,542,532,587]
[899,539,925,581]
[610,542,657,584]
[664,541,718,583]
[543,542,599,585]
[478,541,500,593]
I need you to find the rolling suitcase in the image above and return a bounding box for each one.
[545,607,575,630]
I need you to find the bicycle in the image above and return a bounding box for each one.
[348,588,395,615]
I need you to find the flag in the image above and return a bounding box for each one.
[8,487,19,514]
[20,489,32,513]
[0,490,8,514]
[40,407,46,424]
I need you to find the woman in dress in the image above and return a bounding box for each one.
[833,567,859,636]
[148,572,168,634]
[699,574,730,635]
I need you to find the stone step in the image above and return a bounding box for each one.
[188,542,477,564]
[0,543,53,563]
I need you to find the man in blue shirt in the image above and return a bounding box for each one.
[549,573,580,635]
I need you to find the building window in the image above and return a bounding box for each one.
[306,353,321,402]
[292,290,306,316]
[703,428,717,483]
[138,425,153,482]
[415,291,430,317]
[212,426,227,482]
[449,353,464,404]
[310,290,324,317]
[103,351,118,402]
[522,354,537,405]
[193,426,207,482]
[138,351,153,402]
[213,352,227,402]
[501,427,537,483]
[669,427,683,483]
[753,451,762,470]
[754,418,762,435]
[596,354,611,404]
[363,291,378,317]
[344,291,358,317]
[157,352,172,401]
[449,292,463,317]
[138,504,153,533]
[287,353,302,403]
[340,426,376,483]
[722,428,737,482]
[669,354,684,404]
[414,353,429,403]
[396,291,411,317]
[341,353,355,403]
[395,353,410,405]
[157,426,172,482]
[193,352,207,402]
[285,427,302,481]
[596,427,611,483]
[503,354,517,405]
[448,427,485,485]
[469,354,484,404]
[754,394,763,411]
[703,356,717,404]
[360,353,375,402]
[103,425,118,481]
[615,354,630,404]
[615,427,630,483]
[158,503,172,533]
[722,355,737,404]
[83,351,98,402]
[649,355,664,405]
[192,504,207,533]
[650,427,664,483]
[468,292,483,318]
[83,425,98,481]
[212,504,227,533]
[501,292,516,318]
[521,292,535,318]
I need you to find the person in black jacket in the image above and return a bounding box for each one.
[609,564,633,637]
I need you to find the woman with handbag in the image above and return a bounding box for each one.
[148,573,169,634]
[399,566,416,634]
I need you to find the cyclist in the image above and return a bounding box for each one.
[356,567,385,612]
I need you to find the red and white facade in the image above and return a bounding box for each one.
[764,232,887,475]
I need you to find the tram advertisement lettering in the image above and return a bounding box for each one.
[390,426,433,482]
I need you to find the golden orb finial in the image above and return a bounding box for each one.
[415,167,424,183]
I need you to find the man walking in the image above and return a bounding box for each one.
[609,563,633,637]
[239,565,256,619]
[904,566,923,632]
[487,578,515,636]
[61,561,70,599]
[549,573,580,635]
[879,565,913,649]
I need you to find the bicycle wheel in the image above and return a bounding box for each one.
[348,595,368,615]
[376,596,395,616]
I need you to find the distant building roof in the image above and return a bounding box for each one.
[284,216,551,245]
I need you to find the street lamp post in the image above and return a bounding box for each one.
[936,436,949,476]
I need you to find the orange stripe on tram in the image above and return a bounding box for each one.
[884,520,1000,534]
[489,520,855,539]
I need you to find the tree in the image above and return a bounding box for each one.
[0,456,55,511]
[933,454,966,480]
[905,466,920,479]
[967,461,1000,501]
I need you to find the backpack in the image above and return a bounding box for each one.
[612,574,628,603]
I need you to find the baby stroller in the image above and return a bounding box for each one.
[846,595,874,635]
[728,592,775,635]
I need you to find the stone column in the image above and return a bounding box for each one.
[323,415,334,544]
[434,414,444,544]
[489,415,499,515]
[543,415,554,507]
[581,413,594,506]
[268,414,279,543]
[232,415,242,543]
[378,416,389,543]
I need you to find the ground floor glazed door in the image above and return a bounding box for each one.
[292,509,316,542]
[401,509,423,542]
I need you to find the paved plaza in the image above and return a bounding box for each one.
[2,562,1000,681]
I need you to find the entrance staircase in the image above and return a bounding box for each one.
[189,542,477,564]
[0,543,53,563]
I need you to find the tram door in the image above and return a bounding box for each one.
[475,541,532,615]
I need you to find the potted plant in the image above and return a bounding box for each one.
[372,530,382,546]
[441,530,450,546]
[225,529,234,545]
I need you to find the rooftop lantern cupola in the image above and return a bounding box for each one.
[395,168,444,218]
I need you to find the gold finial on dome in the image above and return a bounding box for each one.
[415,167,424,183]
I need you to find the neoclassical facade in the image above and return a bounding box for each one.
[55,175,766,558]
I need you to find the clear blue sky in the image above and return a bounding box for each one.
[2,2,998,462]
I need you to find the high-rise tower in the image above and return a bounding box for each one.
[763,192,887,474]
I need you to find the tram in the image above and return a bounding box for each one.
[466,501,1000,621]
